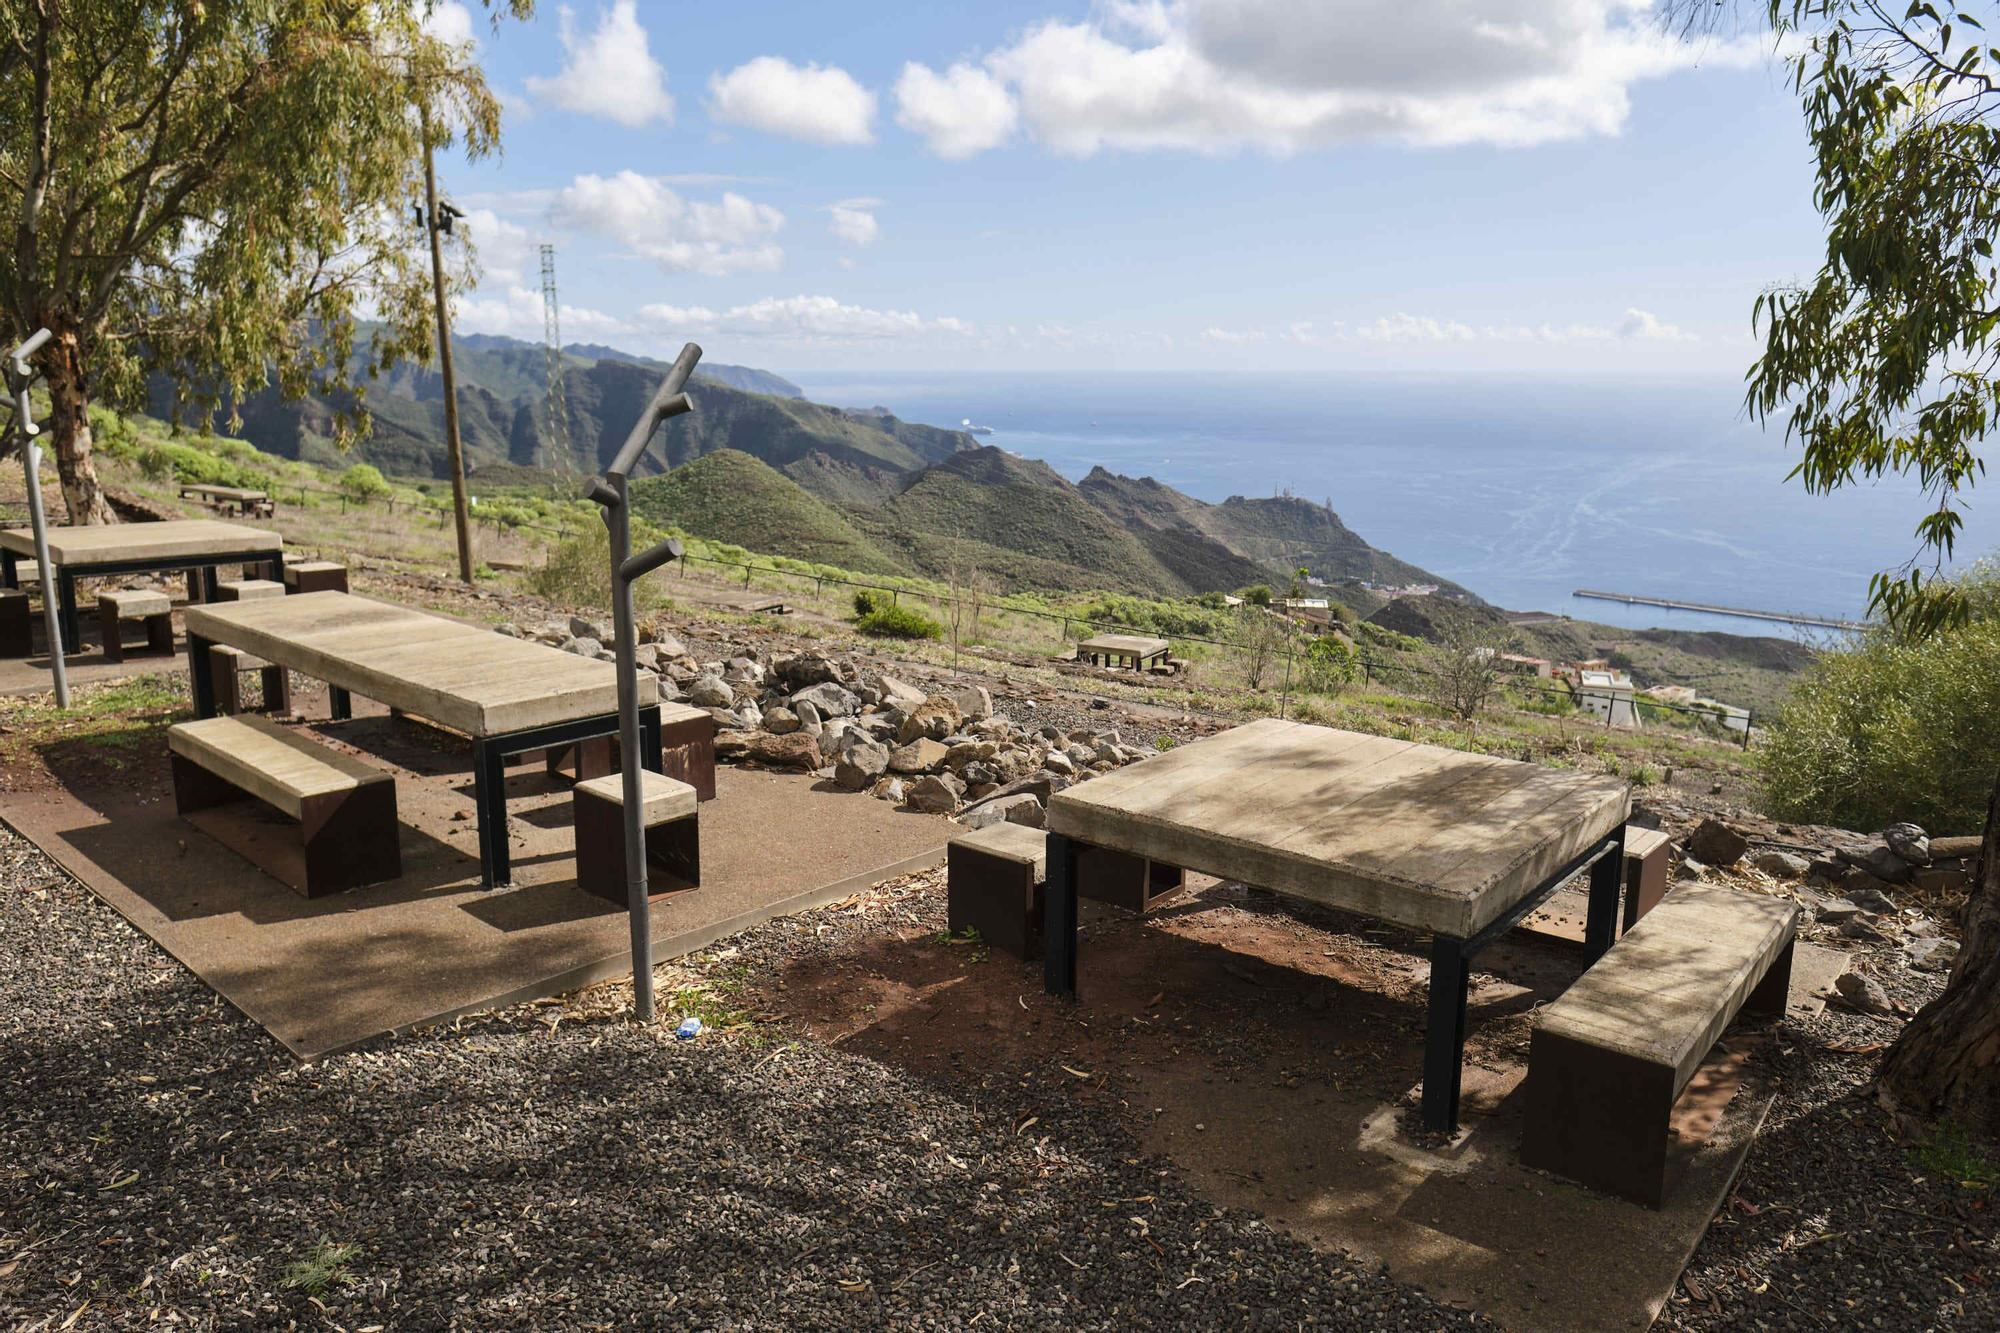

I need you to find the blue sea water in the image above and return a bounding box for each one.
[790,370,1995,639]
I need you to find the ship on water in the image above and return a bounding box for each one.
[960,417,995,436]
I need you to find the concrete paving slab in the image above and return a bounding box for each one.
[4,709,953,1058]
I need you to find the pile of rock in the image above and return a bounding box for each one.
[499,624,1161,823]
[1670,815,1974,972]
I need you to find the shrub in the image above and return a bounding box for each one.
[1300,634,1358,694]
[854,588,887,617]
[529,525,613,609]
[857,602,943,640]
[1239,584,1274,607]
[135,440,252,487]
[1761,582,2000,835]
[339,462,392,502]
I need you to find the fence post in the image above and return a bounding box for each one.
[1742,709,1753,749]
[1280,634,1294,720]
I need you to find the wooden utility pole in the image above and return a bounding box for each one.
[421,108,474,585]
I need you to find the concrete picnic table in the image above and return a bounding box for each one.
[1,518,283,654]
[179,483,272,516]
[1077,633,1170,670]
[1041,717,1631,1133]
[183,590,688,889]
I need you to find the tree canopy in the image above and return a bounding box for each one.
[0,0,527,521]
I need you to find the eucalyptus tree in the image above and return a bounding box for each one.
[0,0,525,523]
[1674,0,2000,1132]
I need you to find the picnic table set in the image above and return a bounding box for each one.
[5,509,1798,1210]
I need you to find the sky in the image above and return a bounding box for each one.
[424,0,1826,375]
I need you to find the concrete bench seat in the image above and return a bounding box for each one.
[210,643,292,716]
[948,822,1049,959]
[573,770,700,903]
[168,714,400,897]
[1520,883,1798,1205]
[216,578,286,602]
[284,560,349,595]
[97,588,172,662]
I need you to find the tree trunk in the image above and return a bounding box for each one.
[1876,773,2000,1136]
[36,312,114,526]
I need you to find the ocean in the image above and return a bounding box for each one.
[790,369,1993,639]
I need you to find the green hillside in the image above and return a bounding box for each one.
[629,450,902,575]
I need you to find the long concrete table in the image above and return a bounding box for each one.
[1,518,283,653]
[1042,717,1631,1133]
[183,591,678,889]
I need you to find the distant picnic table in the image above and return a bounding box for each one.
[179,483,273,518]
[183,590,696,889]
[1041,717,1631,1132]
[1077,633,1170,670]
[0,518,283,653]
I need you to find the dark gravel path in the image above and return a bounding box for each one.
[0,824,1483,1330]
[1660,955,1997,1330]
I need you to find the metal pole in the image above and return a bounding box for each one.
[421,110,475,586]
[602,474,653,1020]
[5,329,66,708]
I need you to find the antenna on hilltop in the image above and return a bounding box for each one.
[540,243,573,478]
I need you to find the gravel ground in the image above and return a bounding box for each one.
[1660,953,1997,1330]
[0,824,1484,1330]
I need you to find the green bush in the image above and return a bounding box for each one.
[1761,578,2000,834]
[339,462,392,502]
[854,588,887,617]
[136,440,252,487]
[857,602,943,640]
[1300,634,1358,694]
[529,525,613,609]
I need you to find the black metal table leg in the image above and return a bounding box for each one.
[328,685,352,721]
[1042,831,1079,997]
[57,569,79,654]
[187,633,216,718]
[201,566,220,602]
[1584,820,1627,960]
[472,737,511,888]
[640,705,663,771]
[185,568,203,605]
[1422,934,1472,1133]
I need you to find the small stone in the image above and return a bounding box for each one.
[949,684,994,722]
[1833,971,1894,1015]
[897,695,964,746]
[1685,819,1748,869]
[1904,937,1959,973]
[1848,885,1899,915]
[876,674,928,709]
[764,706,801,735]
[569,615,606,642]
[889,738,949,774]
[1816,897,1861,923]
[1676,856,1709,882]
[561,636,601,657]
[742,731,823,772]
[1882,822,1932,866]
[870,776,906,803]
[904,774,964,814]
[492,621,524,637]
[833,740,891,791]
[792,681,860,718]
[687,674,735,709]
[959,793,1043,829]
[1752,850,1811,879]
[1043,750,1076,776]
[1841,844,1913,884]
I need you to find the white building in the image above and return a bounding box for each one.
[1573,668,1641,729]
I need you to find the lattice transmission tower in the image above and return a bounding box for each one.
[539,243,573,475]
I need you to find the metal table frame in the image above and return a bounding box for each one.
[1042,822,1627,1134]
[3,545,283,655]
[185,628,664,890]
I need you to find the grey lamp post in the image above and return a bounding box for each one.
[2,329,66,709]
[585,341,701,1022]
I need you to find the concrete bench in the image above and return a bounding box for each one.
[215,578,286,602]
[573,770,700,903]
[168,714,400,897]
[210,644,292,716]
[1622,825,1673,930]
[0,588,29,657]
[284,560,349,596]
[948,822,1048,959]
[1520,883,1798,1205]
[97,588,172,662]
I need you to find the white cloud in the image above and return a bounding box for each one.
[639,294,975,342]
[708,57,876,145]
[894,61,1019,158]
[525,1,674,128]
[1616,307,1695,341]
[458,208,537,287]
[826,198,880,248]
[455,284,625,340]
[550,171,784,276]
[421,1,477,51]
[900,1,1768,157]
[1201,326,1266,344]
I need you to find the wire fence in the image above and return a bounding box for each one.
[240,476,1758,749]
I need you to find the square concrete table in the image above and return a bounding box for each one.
[1042,718,1631,1133]
[1,518,283,653]
[184,591,665,889]
[1078,633,1170,670]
